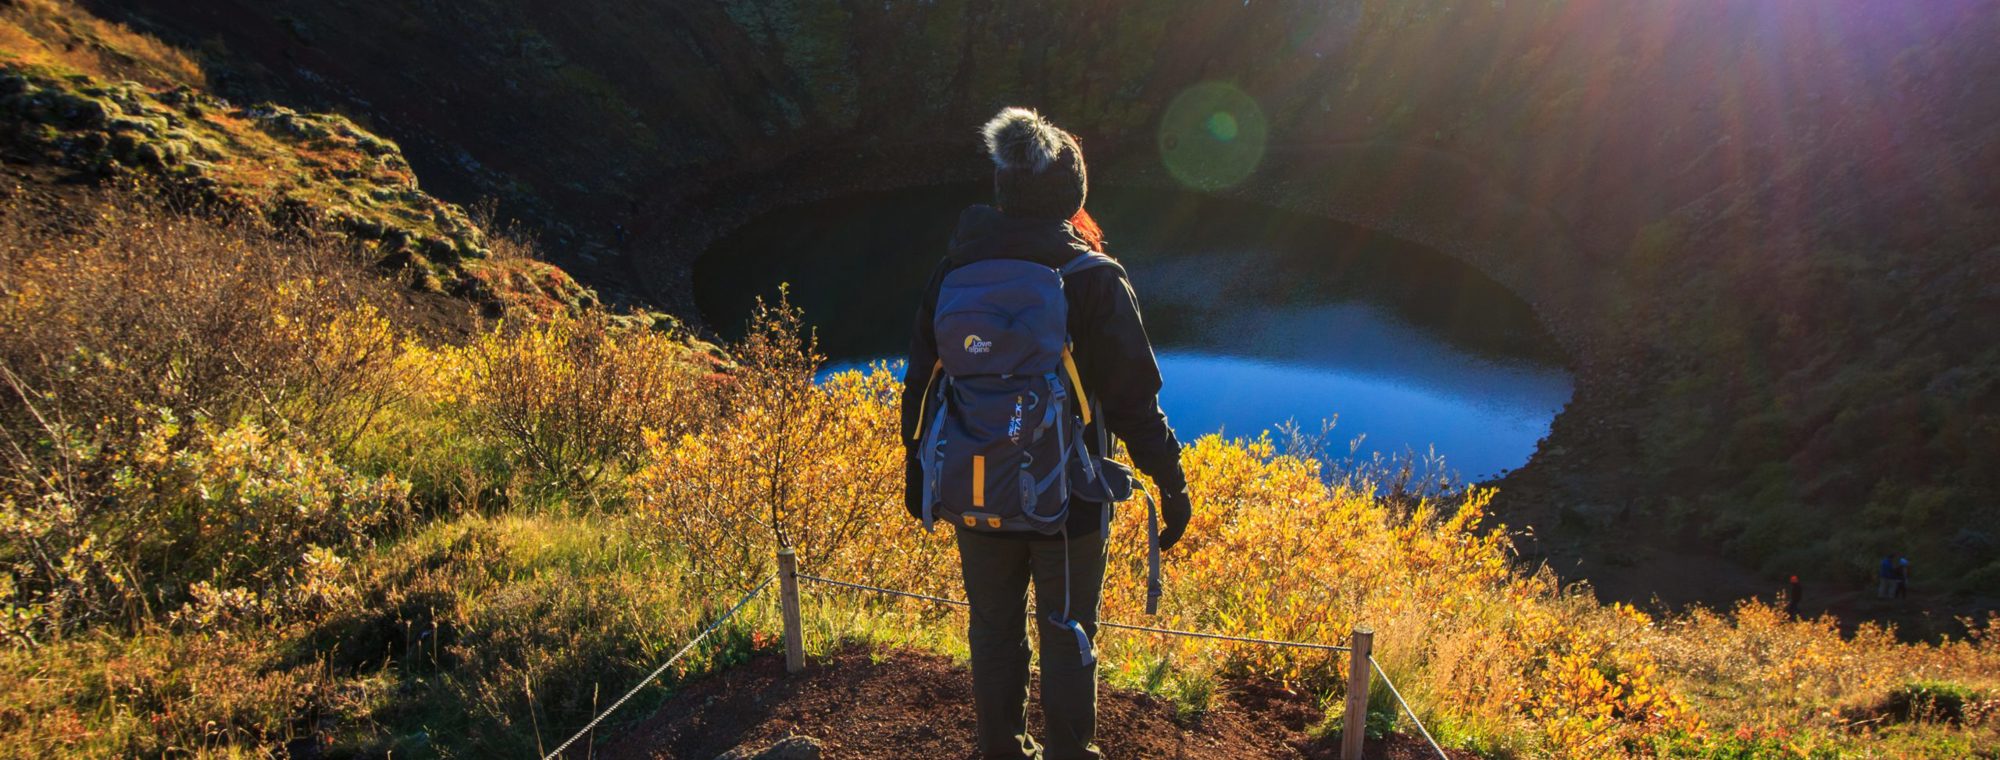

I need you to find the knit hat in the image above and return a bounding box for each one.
[980,107,1087,220]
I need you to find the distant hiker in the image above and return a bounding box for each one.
[1894,555,1910,599]
[1786,575,1803,619]
[901,107,1192,760]
[1879,554,1897,598]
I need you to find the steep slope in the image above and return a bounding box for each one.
[0,0,612,322]
[71,0,2000,603]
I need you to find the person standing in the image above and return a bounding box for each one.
[1786,575,1803,619]
[1894,555,1911,600]
[901,107,1192,760]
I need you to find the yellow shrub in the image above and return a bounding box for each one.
[633,297,932,592]
[449,316,711,501]
[623,318,1997,755]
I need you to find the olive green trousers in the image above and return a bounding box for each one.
[955,527,1106,760]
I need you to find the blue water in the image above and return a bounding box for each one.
[700,185,1572,483]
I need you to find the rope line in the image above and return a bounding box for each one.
[1369,655,1449,760]
[643,573,1436,757]
[795,572,969,607]
[1099,620,1351,653]
[541,573,776,760]
[793,572,1349,652]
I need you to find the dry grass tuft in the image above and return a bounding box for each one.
[0,0,203,87]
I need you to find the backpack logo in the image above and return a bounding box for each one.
[1007,395,1025,444]
[963,334,993,354]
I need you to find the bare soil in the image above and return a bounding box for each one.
[592,647,1473,760]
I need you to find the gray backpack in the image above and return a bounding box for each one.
[913,251,1162,663]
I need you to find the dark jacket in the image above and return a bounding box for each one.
[901,205,1186,537]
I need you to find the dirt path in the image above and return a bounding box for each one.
[592,647,1471,759]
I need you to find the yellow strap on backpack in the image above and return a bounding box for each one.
[1061,347,1090,426]
[911,360,942,440]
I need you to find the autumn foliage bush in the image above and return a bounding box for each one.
[633,294,907,591]
[0,196,416,637]
[448,315,712,503]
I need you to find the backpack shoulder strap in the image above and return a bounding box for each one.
[1060,251,1123,278]
[1060,347,1090,426]
[1057,252,1116,439]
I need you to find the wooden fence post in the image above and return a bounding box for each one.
[777,547,804,674]
[1342,626,1374,760]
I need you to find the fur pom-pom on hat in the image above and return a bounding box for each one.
[980,107,1087,220]
[982,107,1067,172]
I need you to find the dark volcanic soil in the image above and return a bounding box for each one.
[590,647,1470,760]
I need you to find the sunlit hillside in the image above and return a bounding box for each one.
[2,1,1997,758]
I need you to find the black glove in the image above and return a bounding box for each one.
[904,451,924,521]
[1158,488,1192,551]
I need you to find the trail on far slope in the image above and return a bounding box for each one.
[591,647,1470,760]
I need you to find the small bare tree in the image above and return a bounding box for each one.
[638,290,896,589]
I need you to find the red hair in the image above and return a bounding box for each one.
[1069,208,1105,253]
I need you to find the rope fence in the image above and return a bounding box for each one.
[789,552,1443,760]
[796,570,1350,653]
[1371,655,1449,760]
[540,572,776,760]
[538,551,1449,760]
[794,571,969,608]
[1099,619,1353,653]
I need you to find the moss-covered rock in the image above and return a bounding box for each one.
[0,62,612,321]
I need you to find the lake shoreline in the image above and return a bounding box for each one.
[699,183,1574,484]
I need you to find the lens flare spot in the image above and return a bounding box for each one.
[1205,111,1240,142]
[1159,82,1268,191]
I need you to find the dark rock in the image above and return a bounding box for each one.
[108,132,141,161]
[132,141,165,167]
[715,735,823,760]
[418,235,458,262]
[57,92,113,128]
